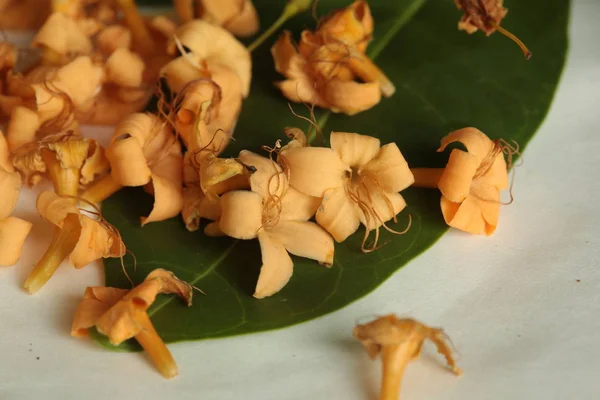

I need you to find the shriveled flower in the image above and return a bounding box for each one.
[454,0,531,59]
[168,20,252,97]
[12,131,109,196]
[32,12,93,64]
[271,1,394,115]
[82,113,184,226]
[72,268,193,379]
[174,0,259,37]
[411,127,512,236]
[354,314,462,400]
[206,150,333,299]
[283,132,414,251]
[23,190,126,294]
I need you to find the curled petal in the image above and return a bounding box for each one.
[32,12,92,56]
[254,232,293,299]
[271,31,301,77]
[318,0,373,51]
[360,143,414,193]
[0,132,13,172]
[80,141,110,185]
[70,216,126,269]
[316,186,361,242]
[96,25,132,56]
[438,149,479,203]
[269,221,334,266]
[6,107,40,152]
[198,0,259,37]
[238,150,285,199]
[0,168,22,219]
[0,217,32,266]
[441,196,487,235]
[283,147,348,197]
[322,79,381,116]
[108,134,152,187]
[160,55,211,94]
[330,131,380,168]
[219,191,262,239]
[52,56,104,111]
[169,20,252,97]
[182,187,221,231]
[105,48,145,88]
[438,127,495,161]
[71,287,129,338]
[36,190,79,227]
[141,146,184,226]
[484,153,509,190]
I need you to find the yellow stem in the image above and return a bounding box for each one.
[173,0,194,23]
[247,0,313,53]
[347,50,395,97]
[410,168,444,189]
[135,312,178,379]
[494,24,532,60]
[23,214,82,294]
[80,174,124,204]
[115,0,154,55]
[41,149,80,199]
[379,343,417,400]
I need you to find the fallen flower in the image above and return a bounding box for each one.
[81,113,184,226]
[206,150,332,298]
[23,190,126,294]
[71,268,193,379]
[282,131,413,251]
[32,12,93,64]
[454,0,531,59]
[411,127,511,236]
[271,1,394,115]
[353,315,462,400]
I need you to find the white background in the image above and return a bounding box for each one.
[1,1,599,399]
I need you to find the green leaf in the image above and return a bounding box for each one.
[100,0,569,350]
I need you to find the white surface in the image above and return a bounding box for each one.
[2,2,600,399]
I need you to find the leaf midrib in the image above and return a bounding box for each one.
[148,241,239,317]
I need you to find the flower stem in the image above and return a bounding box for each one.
[379,342,418,400]
[115,0,154,54]
[23,214,81,294]
[494,24,532,60]
[135,312,178,379]
[80,174,123,204]
[247,0,313,53]
[410,168,444,189]
[41,149,80,199]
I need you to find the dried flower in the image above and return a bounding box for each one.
[72,268,194,379]
[354,315,462,400]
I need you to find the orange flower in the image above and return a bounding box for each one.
[411,127,511,236]
[354,315,461,400]
[206,151,333,299]
[271,1,394,115]
[174,0,259,37]
[72,268,194,379]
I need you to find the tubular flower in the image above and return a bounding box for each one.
[271,1,394,115]
[206,150,333,299]
[411,127,511,236]
[282,132,414,250]
[454,0,531,59]
[12,131,108,195]
[71,268,194,379]
[168,20,252,97]
[354,315,462,400]
[0,132,32,266]
[23,191,125,294]
[174,0,259,37]
[81,113,184,226]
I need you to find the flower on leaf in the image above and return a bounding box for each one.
[72,268,194,379]
[174,0,259,37]
[271,1,395,115]
[282,131,414,251]
[206,150,333,299]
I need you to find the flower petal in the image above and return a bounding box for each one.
[438,149,479,203]
[0,167,21,219]
[105,48,145,88]
[360,143,414,193]
[0,131,11,172]
[283,147,348,198]
[438,127,495,161]
[0,217,32,266]
[316,186,361,242]
[108,134,152,187]
[269,221,334,266]
[71,287,129,338]
[254,232,293,299]
[70,216,126,269]
[440,195,486,235]
[36,190,79,227]
[219,190,262,239]
[330,131,380,168]
[280,186,321,222]
[238,150,285,199]
[355,180,407,231]
[6,106,40,153]
[32,12,92,56]
[322,78,381,116]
